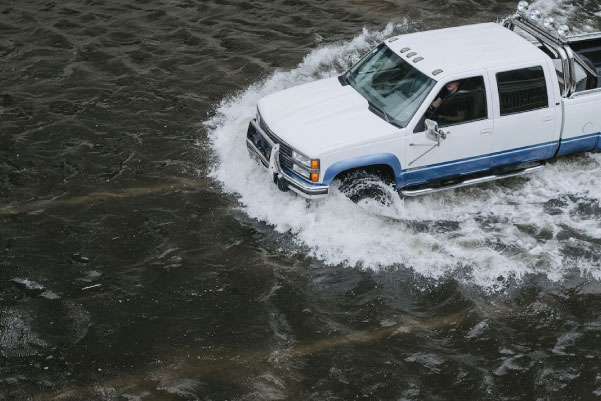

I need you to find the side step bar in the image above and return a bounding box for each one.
[399,164,545,197]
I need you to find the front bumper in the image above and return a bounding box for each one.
[246,119,329,199]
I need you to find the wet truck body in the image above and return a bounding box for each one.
[246,12,601,199]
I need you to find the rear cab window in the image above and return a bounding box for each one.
[496,66,549,115]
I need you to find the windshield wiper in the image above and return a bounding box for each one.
[368,102,390,122]
[368,102,402,128]
[357,67,401,74]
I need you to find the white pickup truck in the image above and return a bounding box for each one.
[246,3,601,199]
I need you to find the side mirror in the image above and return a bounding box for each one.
[425,119,439,142]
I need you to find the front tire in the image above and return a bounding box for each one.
[336,169,396,204]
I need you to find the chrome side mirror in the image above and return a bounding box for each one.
[425,119,440,142]
[408,119,448,167]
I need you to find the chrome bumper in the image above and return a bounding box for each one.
[246,119,329,199]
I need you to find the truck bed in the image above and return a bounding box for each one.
[570,36,601,88]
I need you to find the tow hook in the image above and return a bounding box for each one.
[275,174,289,192]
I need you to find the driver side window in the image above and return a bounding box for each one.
[414,76,488,132]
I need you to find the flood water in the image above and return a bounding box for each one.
[2,0,601,399]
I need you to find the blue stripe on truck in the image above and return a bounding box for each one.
[402,133,601,186]
[321,133,600,189]
[490,142,558,168]
[402,153,491,186]
[402,141,558,186]
[556,133,601,156]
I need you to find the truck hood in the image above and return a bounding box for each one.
[257,77,398,157]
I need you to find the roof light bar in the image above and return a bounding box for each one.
[515,1,571,39]
[543,17,555,29]
[529,9,542,22]
[557,24,570,37]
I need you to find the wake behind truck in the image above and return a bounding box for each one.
[246,2,601,199]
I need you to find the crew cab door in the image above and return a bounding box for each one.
[487,63,560,167]
[404,73,494,186]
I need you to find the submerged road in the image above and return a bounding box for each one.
[34,304,512,400]
[0,178,208,216]
[2,0,601,400]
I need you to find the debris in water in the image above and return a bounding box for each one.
[40,291,60,300]
[11,278,45,292]
[71,253,90,263]
[79,270,102,283]
[81,284,102,291]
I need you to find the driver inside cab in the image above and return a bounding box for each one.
[427,80,462,115]
[425,79,470,125]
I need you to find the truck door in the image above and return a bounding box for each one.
[557,61,601,157]
[487,63,559,168]
[404,73,494,186]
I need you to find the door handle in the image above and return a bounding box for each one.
[480,129,493,136]
[544,117,554,123]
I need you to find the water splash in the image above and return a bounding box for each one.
[530,0,601,33]
[205,23,601,290]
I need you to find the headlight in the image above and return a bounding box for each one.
[292,150,311,167]
[292,164,311,180]
[291,150,320,182]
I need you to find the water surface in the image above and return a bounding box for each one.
[2,0,601,399]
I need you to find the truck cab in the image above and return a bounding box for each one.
[246,5,601,199]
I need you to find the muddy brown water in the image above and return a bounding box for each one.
[2,0,601,400]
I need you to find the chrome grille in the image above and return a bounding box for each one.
[258,118,294,170]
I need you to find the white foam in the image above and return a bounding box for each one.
[530,0,600,33]
[531,0,571,18]
[205,23,601,290]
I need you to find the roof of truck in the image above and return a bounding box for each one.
[386,23,548,80]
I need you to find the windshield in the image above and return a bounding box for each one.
[345,43,436,128]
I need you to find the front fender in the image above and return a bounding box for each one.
[322,153,403,186]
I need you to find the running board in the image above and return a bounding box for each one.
[399,164,545,197]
